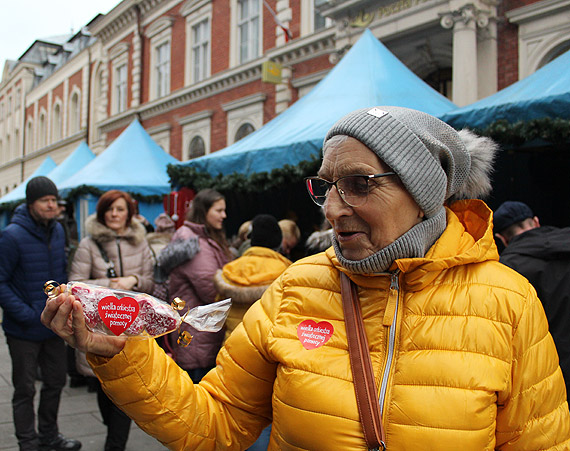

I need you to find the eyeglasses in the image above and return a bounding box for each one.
[305,172,396,208]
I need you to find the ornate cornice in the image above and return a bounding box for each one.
[267,28,336,66]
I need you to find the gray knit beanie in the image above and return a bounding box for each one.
[325,106,474,218]
[324,106,498,274]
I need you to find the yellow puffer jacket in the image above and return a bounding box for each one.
[89,200,570,450]
[214,246,292,339]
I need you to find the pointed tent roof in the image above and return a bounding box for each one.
[58,119,178,196]
[175,29,456,177]
[440,49,570,129]
[47,141,95,186]
[0,156,57,204]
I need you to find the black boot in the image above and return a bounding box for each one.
[39,434,82,451]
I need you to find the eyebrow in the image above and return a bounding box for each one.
[318,163,375,179]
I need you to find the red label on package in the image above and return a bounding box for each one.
[297,320,334,350]
[98,296,140,336]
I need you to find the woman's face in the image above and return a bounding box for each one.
[320,136,424,261]
[104,197,129,234]
[205,198,227,230]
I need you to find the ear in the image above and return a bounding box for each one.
[495,232,508,247]
[532,216,540,228]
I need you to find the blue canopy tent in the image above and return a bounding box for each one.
[439,49,570,129]
[0,156,57,205]
[48,141,95,186]
[58,120,178,237]
[174,29,456,178]
[0,156,58,228]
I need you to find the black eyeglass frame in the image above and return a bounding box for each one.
[305,172,396,207]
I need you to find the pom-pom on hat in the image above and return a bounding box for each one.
[250,214,282,250]
[26,176,58,205]
[324,106,497,218]
[493,201,534,233]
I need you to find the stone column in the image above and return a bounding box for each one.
[440,4,494,106]
[274,0,293,115]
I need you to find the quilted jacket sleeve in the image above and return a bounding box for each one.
[495,283,570,448]
[69,238,112,287]
[0,231,37,324]
[131,241,154,294]
[89,275,282,450]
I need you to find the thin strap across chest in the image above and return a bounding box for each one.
[340,272,386,450]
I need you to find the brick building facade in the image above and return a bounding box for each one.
[0,0,568,197]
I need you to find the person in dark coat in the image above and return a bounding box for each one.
[494,200,570,402]
[0,176,81,451]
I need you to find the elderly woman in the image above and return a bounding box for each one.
[43,107,569,449]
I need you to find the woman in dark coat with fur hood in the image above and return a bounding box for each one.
[159,189,233,383]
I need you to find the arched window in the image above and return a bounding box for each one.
[69,92,80,133]
[234,122,254,142]
[53,103,62,141]
[39,113,46,148]
[188,135,205,159]
[26,120,33,152]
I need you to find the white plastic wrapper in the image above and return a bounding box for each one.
[44,281,231,343]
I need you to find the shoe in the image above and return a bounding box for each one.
[39,434,82,451]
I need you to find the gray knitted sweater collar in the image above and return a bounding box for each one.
[332,206,447,274]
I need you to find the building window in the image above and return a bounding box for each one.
[26,120,33,152]
[192,19,210,83]
[235,122,254,142]
[39,113,46,148]
[155,42,170,98]
[115,64,128,113]
[188,135,206,159]
[238,0,260,63]
[69,91,80,133]
[52,103,62,141]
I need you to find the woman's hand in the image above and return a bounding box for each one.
[41,286,126,357]
[109,276,137,291]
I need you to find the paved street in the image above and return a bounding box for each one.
[0,327,168,451]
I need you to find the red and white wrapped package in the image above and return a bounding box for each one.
[44,281,231,341]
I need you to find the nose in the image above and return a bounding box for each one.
[324,185,352,221]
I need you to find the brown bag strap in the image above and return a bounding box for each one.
[340,272,386,451]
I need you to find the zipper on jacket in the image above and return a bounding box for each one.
[116,237,124,276]
[379,270,400,416]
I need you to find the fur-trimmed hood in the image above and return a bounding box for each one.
[85,214,147,245]
[214,246,291,305]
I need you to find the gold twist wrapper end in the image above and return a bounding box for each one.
[177,331,193,347]
[171,297,186,311]
[44,281,61,299]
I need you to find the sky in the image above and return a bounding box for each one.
[0,0,121,71]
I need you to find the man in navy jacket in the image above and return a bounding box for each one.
[0,176,81,451]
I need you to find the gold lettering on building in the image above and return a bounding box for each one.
[350,0,432,27]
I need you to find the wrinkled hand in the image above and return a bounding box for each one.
[41,285,126,357]
[109,276,137,291]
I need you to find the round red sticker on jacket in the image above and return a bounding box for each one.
[297,320,334,350]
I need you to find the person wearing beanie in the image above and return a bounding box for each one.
[493,200,570,404]
[0,176,82,451]
[214,214,291,341]
[43,107,569,450]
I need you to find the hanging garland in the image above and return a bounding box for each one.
[64,185,164,204]
[168,155,322,192]
[470,117,570,147]
[0,186,164,214]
